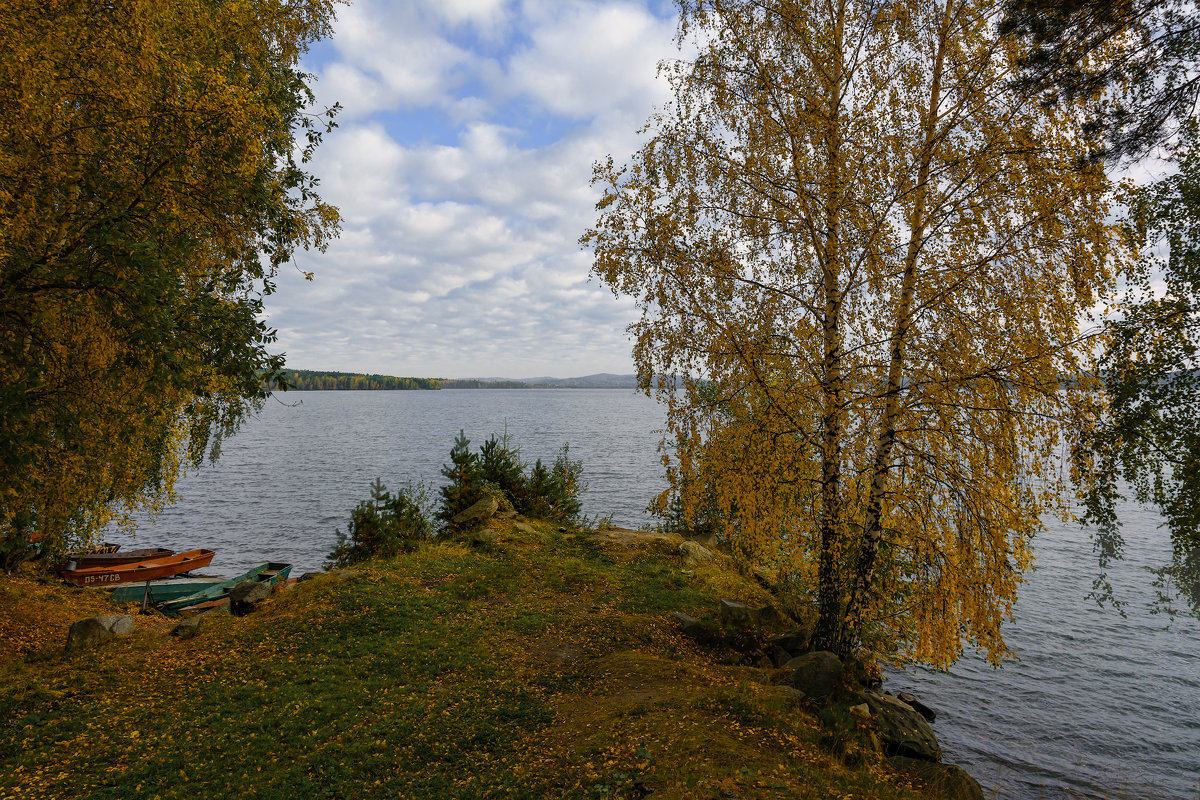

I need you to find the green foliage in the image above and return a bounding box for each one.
[326,479,434,568]
[438,431,584,527]
[277,370,441,391]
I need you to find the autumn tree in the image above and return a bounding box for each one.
[586,0,1123,665]
[0,0,341,567]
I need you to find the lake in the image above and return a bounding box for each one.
[108,389,1200,799]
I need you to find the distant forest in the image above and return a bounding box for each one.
[279,370,442,391]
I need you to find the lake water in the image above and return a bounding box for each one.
[108,390,1200,799]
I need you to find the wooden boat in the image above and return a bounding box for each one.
[106,575,227,605]
[74,547,174,568]
[59,549,216,587]
[162,562,292,614]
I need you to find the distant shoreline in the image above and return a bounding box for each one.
[277,369,640,391]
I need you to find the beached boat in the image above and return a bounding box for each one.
[74,547,174,568]
[162,562,292,614]
[59,549,216,587]
[106,575,227,605]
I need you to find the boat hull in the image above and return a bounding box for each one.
[163,562,292,614]
[75,548,174,568]
[59,549,216,587]
[107,576,227,605]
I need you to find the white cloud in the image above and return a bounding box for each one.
[276,1,677,377]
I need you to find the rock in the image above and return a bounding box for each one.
[848,702,870,720]
[669,611,705,638]
[719,598,756,627]
[451,495,499,526]
[678,541,714,565]
[514,522,535,534]
[98,615,136,636]
[170,616,203,639]
[496,510,518,520]
[297,572,323,583]
[333,570,359,581]
[888,756,984,800]
[767,629,811,657]
[229,580,273,616]
[470,528,499,546]
[690,533,719,547]
[862,690,942,761]
[897,691,936,722]
[780,650,843,700]
[769,645,793,667]
[65,618,113,652]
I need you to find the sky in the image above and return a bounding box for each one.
[265,0,681,379]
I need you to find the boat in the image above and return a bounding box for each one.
[73,547,174,568]
[161,562,292,614]
[59,549,216,587]
[106,575,228,605]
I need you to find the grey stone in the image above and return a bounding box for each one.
[170,616,202,639]
[230,579,273,616]
[97,615,135,635]
[719,598,757,627]
[888,756,984,800]
[297,572,323,583]
[470,528,499,546]
[767,629,811,657]
[514,522,535,534]
[451,496,498,526]
[769,645,793,668]
[780,650,843,700]
[679,541,714,565]
[334,570,359,581]
[863,691,942,761]
[496,510,518,520]
[669,611,705,638]
[897,691,937,722]
[65,618,114,652]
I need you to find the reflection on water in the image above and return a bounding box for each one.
[108,390,1200,799]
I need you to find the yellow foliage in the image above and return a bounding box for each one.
[0,0,341,559]
[586,0,1127,666]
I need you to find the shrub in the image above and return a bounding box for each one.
[438,432,584,527]
[327,479,434,568]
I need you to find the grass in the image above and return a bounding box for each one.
[0,520,933,800]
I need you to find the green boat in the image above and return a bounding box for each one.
[159,562,292,614]
[107,576,228,605]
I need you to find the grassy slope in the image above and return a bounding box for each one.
[0,521,930,800]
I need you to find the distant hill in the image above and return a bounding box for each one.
[455,373,640,389]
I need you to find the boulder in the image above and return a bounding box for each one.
[470,528,499,546]
[779,650,843,700]
[98,615,136,636]
[451,496,499,526]
[230,580,273,616]
[862,691,942,761]
[679,541,714,565]
[669,611,705,638]
[888,756,984,800]
[297,572,323,583]
[897,691,937,722]
[514,522,536,534]
[719,598,757,627]
[170,616,203,639]
[65,614,135,652]
[767,628,811,658]
[496,510,518,520]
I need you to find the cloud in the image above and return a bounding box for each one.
[274,1,677,377]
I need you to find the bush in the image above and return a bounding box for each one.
[438,431,584,527]
[327,479,434,568]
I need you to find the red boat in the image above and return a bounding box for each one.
[73,547,174,568]
[59,549,216,587]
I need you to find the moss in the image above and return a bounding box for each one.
[0,518,930,800]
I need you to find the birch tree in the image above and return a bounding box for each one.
[585,0,1124,665]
